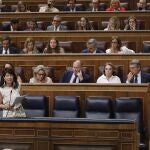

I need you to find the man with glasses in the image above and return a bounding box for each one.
[47,15,67,31]
[86,0,106,11]
[39,0,59,12]
[126,59,150,83]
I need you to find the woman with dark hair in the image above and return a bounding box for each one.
[1,63,22,84]
[124,16,138,31]
[77,17,94,30]
[43,37,64,53]
[0,68,26,117]
[96,62,121,83]
[106,36,135,54]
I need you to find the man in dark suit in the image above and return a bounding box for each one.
[47,15,67,31]
[82,38,104,53]
[63,0,84,11]
[86,0,106,11]
[137,0,149,11]
[0,36,19,54]
[60,60,91,83]
[126,59,150,83]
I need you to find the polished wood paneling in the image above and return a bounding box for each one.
[0,119,138,150]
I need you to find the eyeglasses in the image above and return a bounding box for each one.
[37,73,45,76]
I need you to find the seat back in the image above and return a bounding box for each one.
[53,96,79,118]
[114,97,144,136]
[22,95,48,117]
[143,41,150,53]
[85,96,112,119]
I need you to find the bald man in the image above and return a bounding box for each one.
[137,0,149,11]
[60,60,91,83]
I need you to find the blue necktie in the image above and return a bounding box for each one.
[134,75,138,83]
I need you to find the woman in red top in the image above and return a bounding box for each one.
[106,0,126,11]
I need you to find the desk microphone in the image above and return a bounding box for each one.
[5,90,12,117]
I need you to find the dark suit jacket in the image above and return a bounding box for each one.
[63,5,83,11]
[60,70,91,83]
[47,24,67,31]
[82,48,104,53]
[0,46,19,54]
[129,71,150,83]
[86,5,106,11]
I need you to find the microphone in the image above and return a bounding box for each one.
[5,90,12,117]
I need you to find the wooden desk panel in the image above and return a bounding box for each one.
[0,119,138,150]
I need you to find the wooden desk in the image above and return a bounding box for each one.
[0,31,149,53]
[20,83,150,149]
[0,118,138,150]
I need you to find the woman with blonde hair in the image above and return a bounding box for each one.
[43,37,64,53]
[29,65,53,83]
[106,0,126,11]
[104,16,120,31]
[21,37,39,54]
[77,17,94,31]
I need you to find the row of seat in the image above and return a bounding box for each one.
[3,64,149,83]
[0,18,147,31]
[3,40,150,53]
[2,2,149,12]
[21,95,145,150]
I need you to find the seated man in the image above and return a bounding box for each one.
[60,60,91,83]
[82,38,104,53]
[47,15,67,31]
[0,36,19,54]
[137,0,149,11]
[86,0,106,11]
[126,59,150,83]
[39,0,59,12]
[63,0,83,11]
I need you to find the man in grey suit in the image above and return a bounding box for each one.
[47,15,68,31]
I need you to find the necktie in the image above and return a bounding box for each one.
[134,75,138,83]
[73,75,78,83]
[5,49,8,54]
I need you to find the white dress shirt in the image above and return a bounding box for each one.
[2,48,10,54]
[96,74,121,83]
[126,71,141,84]
[70,73,80,83]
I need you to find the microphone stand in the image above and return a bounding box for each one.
[5,90,12,117]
